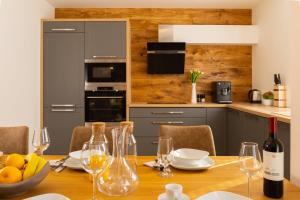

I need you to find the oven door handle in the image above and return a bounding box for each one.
[86,96,124,99]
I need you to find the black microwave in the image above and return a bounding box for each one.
[85,63,126,82]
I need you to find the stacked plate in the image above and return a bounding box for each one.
[64,150,84,170]
[171,148,214,170]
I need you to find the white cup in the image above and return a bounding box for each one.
[165,183,183,200]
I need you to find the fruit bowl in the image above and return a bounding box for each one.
[0,162,50,198]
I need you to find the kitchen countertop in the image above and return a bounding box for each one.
[129,102,291,123]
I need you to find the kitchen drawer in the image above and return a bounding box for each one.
[131,117,207,137]
[44,22,85,33]
[136,136,158,156]
[130,108,206,118]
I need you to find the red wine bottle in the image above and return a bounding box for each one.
[263,117,284,198]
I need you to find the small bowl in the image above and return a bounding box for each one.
[172,148,209,165]
[0,162,50,198]
[262,98,273,106]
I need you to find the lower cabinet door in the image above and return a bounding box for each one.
[136,136,158,156]
[43,107,84,155]
[278,122,291,179]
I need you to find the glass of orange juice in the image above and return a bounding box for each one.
[81,141,109,200]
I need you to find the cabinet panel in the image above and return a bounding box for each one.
[44,107,84,155]
[207,108,226,155]
[278,122,290,179]
[131,117,207,137]
[136,137,158,156]
[43,32,84,107]
[85,21,126,59]
[44,22,84,33]
[130,107,206,118]
[227,109,244,155]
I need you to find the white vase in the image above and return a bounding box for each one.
[191,83,197,104]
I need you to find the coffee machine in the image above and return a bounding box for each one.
[212,81,232,104]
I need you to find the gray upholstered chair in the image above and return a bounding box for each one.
[69,126,115,153]
[159,125,216,156]
[0,126,29,154]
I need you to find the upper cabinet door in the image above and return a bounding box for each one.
[43,29,84,107]
[85,21,126,60]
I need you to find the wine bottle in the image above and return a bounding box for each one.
[263,117,284,198]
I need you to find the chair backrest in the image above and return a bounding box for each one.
[0,126,29,154]
[69,126,115,153]
[159,125,216,156]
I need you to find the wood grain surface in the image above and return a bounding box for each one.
[10,156,300,200]
[56,8,252,103]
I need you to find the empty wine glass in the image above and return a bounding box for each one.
[81,141,109,200]
[157,136,174,178]
[239,142,262,199]
[32,127,50,155]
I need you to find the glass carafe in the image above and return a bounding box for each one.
[90,122,108,144]
[120,121,137,173]
[98,126,139,196]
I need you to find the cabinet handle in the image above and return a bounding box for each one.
[51,104,75,107]
[92,56,117,58]
[151,141,158,145]
[50,28,76,32]
[152,121,184,125]
[51,108,75,112]
[86,96,123,99]
[151,111,184,115]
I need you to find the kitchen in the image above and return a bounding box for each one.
[0,0,300,199]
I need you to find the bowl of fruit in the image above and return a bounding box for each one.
[0,153,50,198]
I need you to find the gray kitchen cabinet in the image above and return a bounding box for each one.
[135,136,159,156]
[227,109,244,155]
[43,32,84,107]
[207,108,227,155]
[44,108,84,155]
[85,21,126,59]
[278,122,291,179]
[43,22,85,154]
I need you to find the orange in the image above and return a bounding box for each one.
[0,166,22,184]
[5,154,25,169]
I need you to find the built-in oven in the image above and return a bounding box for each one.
[85,89,126,124]
[85,62,126,83]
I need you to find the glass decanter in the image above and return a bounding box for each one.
[90,122,108,145]
[120,121,138,173]
[98,126,139,196]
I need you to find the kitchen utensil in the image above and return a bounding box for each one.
[172,148,209,165]
[248,89,262,103]
[170,156,214,170]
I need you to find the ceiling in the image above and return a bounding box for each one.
[46,0,260,9]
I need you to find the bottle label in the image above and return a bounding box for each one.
[263,150,284,181]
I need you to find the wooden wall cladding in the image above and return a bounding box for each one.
[56,8,252,103]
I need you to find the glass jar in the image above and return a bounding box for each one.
[120,121,137,173]
[90,122,108,144]
[98,126,139,196]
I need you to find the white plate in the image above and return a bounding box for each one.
[195,191,250,200]
[171,156,214,170]
[63,157,83,170]
[158,193,190,200]
[24,193,70,200]
[173,148,209,163]
[69,150,86,160]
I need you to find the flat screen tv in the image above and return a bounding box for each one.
[147,42,186,74]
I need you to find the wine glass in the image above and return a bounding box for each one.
[239,142,262,199]
[81,141,109,200]
[157,136,174,178]
[32,127,50,155]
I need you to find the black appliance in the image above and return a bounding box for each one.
[85,62,126,82]
[85,89,126,123]
[213,81,232,104]
[147,42,186,74]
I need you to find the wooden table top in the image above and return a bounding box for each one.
[11,156,300,200]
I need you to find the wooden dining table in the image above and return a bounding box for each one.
[11,156,300,200]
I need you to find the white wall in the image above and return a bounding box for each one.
[289,1,300,187]
[0,0,54,151]
[252,0,291,106]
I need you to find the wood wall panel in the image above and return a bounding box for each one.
[56,8,252,103]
